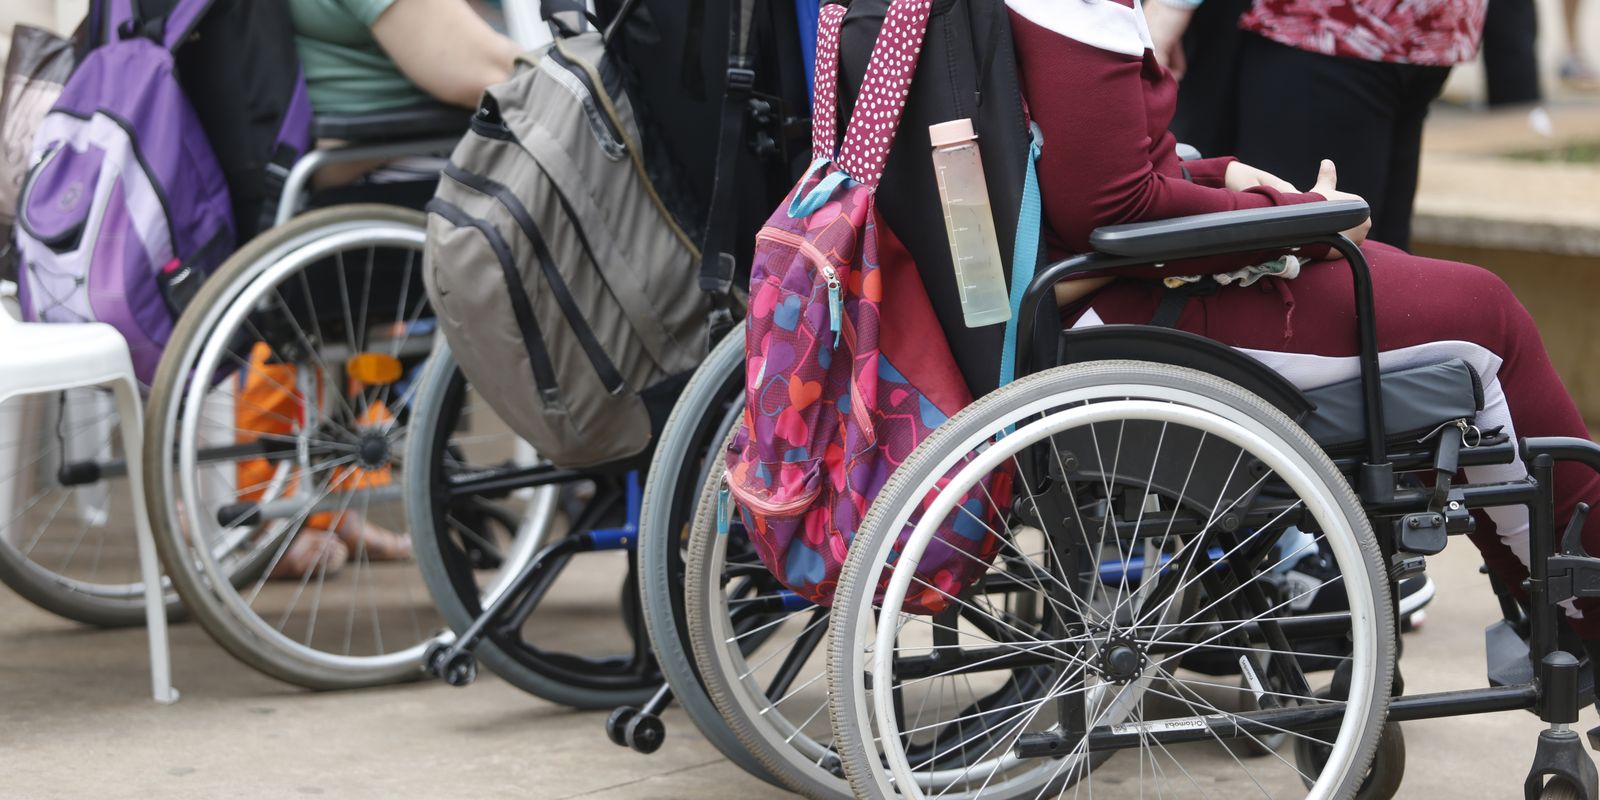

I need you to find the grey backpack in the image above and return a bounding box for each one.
[424,30,708,468]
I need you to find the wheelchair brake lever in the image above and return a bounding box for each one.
[1561,502,1591,557]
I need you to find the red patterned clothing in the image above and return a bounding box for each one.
[1239,0,1488,66]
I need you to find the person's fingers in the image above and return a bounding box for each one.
[1311,159,1337,194]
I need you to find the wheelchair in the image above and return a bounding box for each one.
[0,107,462,644]
[129,104,493,689]
[674,198,1600,798]
[404,340,664,716]
[818,201,1600,799]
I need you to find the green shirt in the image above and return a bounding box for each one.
[289,0,431,115]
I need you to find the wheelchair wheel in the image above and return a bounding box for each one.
[144,205,440,689]
[0,386,180,626]
[407,343,657,709]
[636,321,781,777]
[1293,703,1405,799]
[828,361,1395,798]
[683,437,849,798]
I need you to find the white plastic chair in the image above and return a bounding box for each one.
[0,300,178,703]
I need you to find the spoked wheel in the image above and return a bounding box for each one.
[0,383,180,626]
[685,437,850,798]
[828,361,1395,799]
[636,321,783,778]
[408,343,658,709]
[145,205,443,689]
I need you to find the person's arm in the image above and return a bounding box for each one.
[1143,0,1198,78]
[1008,2,1325,254]
[368,0,520,108]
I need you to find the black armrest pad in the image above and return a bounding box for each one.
[1088,199,1370,260]
[313,103,468,143]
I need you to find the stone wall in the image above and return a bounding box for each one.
[1414,243,1600,426]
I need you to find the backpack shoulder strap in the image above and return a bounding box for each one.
[835,0,932,188]
[810,2,847,162]
[129,0,218,51]
[697,0,769,332]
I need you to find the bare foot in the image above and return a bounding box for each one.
[269,530,350,580]
[330,513,412,562]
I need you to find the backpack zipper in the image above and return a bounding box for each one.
[725,471,823,517]
[755,227,845,348]
[543,47,628,160]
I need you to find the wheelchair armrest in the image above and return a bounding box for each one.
[312,103,468,144]
[1087,199,1370,261]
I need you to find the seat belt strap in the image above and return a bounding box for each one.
[998,124,1044,388]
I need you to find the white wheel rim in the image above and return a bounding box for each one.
[166,221,443,672]
[844,387,1378,799]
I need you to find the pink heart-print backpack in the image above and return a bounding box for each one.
[721,0,1009,614]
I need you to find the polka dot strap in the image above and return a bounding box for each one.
[836,0,932,189]
[811,2,848,162]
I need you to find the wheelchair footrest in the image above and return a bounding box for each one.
[1486,620,1596,710]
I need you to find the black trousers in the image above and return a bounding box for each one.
[1482,0,1543,107]
[1228,35,1451,251]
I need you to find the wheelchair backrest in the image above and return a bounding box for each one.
[837,0,1031,398]
[89,0,313,239]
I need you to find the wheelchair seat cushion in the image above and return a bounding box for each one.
[312,103,465,143]
[1301,359,1484,452]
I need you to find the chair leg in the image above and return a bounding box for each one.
[110,378,179,704]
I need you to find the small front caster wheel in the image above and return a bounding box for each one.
[624,712,665,755]
[606,706,638,748]
[439,651,477,687]
[1538,780,1584,800]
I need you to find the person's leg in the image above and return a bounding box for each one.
[1567,0,1585,53]
[1484,0,1545,106]
[1072,246,1600,639]
[1171,0,1252,158]
[1232,35,1397,228]
[1372,65,1451,251]
[1563,0,1600,86]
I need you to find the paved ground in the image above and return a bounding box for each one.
[0,538,1582,799]
[5,3,1600,798]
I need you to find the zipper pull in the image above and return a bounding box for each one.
[716,477,732,536]
[823,266,842,349]
[1457,418,1482,448]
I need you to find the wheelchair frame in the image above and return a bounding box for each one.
[992,199,1600,798]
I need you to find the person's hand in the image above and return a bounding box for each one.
[1307,159,1371,255]
[1144,0,1193,79]
[1224,161,1298,194]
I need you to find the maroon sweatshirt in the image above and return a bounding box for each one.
[1007,0,1328,272]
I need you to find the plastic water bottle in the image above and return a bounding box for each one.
[929,119,1010,328]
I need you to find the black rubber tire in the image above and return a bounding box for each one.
[407,343,657,710]
[684,444,852,798]
[1296,719,1406,799]
[635,322,777,780]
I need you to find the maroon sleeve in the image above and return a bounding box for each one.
[1184,156,1236,188]
[1010,11,1326,275]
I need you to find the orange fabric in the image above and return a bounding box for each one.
[233,343,392,530]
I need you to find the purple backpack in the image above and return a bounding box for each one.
[15,0,240,383]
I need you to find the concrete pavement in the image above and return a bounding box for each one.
[0,540,1580,799]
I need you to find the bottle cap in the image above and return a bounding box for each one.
[928,118,977,147]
